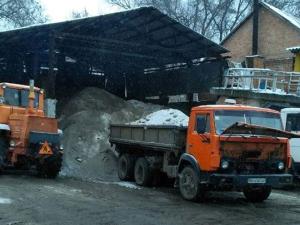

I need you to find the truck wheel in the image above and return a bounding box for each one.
[37,155,62,179]
[134,157,152,186]
[290,160,299,178]
[118,154,135,181]
[243,186,272,203]
[179,166,204,201]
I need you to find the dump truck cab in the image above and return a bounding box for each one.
[186,105,288,171]
[178,105,293,201]
[0,81,63,178]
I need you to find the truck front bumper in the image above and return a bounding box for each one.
[209,173,293,188]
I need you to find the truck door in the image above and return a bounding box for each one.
[188,113,214,171]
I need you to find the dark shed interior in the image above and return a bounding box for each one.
[0,7,228,110]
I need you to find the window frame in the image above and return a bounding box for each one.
[194,113,211,134]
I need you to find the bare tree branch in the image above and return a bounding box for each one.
[0,0,47,30]
[72,8,90,19]
[106,0,300,42]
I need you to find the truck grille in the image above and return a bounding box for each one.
[220,142,286,174]
[232,159,281,174]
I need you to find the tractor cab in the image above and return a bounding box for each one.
[0,82,44,110]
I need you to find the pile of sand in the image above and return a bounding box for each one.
[59,87,162,181]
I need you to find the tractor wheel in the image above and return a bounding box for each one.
[37,154,62,179]
[243,186,272,203]
[134,157,153,186]
[179,166,205,201]
[0,135,8,171]
[118,154,135,181]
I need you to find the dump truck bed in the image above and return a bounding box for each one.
[110,124,187,152]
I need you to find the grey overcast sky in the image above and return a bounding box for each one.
[39,0,122,22]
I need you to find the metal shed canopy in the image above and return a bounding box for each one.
[0,7,228,69]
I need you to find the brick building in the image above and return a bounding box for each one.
[221,1,300,72]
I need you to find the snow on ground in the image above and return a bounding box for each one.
[43,185,82,197]
[90,179,141,190]
[116,182,141,190]
[0,197,12,204]
[130,109,188,127]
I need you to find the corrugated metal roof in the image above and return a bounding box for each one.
[0,7,228,68]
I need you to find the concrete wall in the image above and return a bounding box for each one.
[223,7,300,71]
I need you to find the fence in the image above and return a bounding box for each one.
[223,68,300,95]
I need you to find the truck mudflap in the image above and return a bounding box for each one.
[209,174,293,188]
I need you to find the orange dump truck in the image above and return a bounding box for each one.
[0,81,63,178]
[110,105,296,202]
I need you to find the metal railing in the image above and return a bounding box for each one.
[223,68,300,96]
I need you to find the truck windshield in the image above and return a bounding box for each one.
[215,110,282,134]
[286,113,300,132]
[4,87,39,108]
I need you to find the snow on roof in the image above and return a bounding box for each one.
[287,46,300,53]
[261,2,300,30]
[221,1,300,44]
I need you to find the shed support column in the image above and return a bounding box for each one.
[45,33,57,99]
[32,50,40,79]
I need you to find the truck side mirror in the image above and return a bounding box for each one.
[196,117,206,134]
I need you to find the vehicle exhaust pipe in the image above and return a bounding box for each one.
[28,79,35,113]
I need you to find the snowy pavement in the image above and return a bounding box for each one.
[0,175,300,225]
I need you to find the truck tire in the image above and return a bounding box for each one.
[179,166,205,201]
[134,157,152,186]
[37,154,62,179]
[118,154,135,181]
[289,160,299,178]
[243,186,272,203]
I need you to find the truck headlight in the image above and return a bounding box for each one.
[221,160,229,169]
[10,140,16,147]
[278,162,285,170]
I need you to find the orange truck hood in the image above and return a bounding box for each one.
[221,122,300,139]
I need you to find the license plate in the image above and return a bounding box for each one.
[247,178,266,184]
